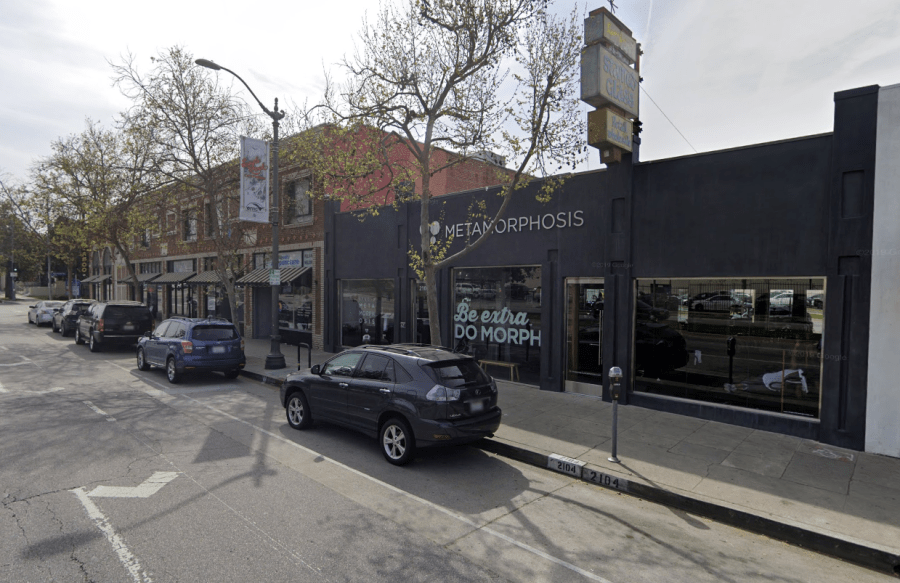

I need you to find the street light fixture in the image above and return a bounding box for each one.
[196,58,286,369]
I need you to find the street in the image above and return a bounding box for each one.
[0,301,889,583]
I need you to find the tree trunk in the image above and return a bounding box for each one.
[424,262,441,346]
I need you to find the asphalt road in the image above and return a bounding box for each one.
[0,301,887,583]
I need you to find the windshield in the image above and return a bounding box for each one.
[428,359,489,387]
[191,325,239,341]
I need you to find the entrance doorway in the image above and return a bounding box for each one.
[565,278,604,397]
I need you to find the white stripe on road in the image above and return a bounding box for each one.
[88,472,179,499]
[71,487,154,583]
[84,400,116,422]
[112,362,615,583]
[0,381,6,393]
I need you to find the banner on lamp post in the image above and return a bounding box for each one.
[239,136,270,223]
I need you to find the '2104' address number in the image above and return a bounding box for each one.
[584,469,629,491]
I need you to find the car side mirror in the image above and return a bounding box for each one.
[143,331,152,338]
[310,364,321,375]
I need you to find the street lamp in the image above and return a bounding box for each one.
[196,58,286,369]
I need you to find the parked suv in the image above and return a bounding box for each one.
[136,317,245,383]
[74,301,153,352]
[52,300,94,336]
[280,344,502,465]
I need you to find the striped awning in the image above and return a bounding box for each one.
[120,273,160,284]
[185,271,236,285]
[154,271,196,284]
[236,266,310,287]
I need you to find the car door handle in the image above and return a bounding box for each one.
[339,383,349,388]
[379,388,391,394]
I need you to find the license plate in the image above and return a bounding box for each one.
[470,399,485,413]
[123,325,135,331]
[211,346,226,354]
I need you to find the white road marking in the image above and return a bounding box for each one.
[88,471,179,499]
[71,487,154,583]
[116,368,614,583]
[0,381,7,393]
[84,400,116,422]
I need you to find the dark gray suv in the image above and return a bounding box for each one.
[74,301,153,352]
[280,344,501,465]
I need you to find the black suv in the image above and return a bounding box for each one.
[74,301,153,352]
[280,344,501,465]
[136,317,245,383]
[52,300,94,337]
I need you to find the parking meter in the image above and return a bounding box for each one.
[726,337,736,357]
[609,366,623,400]
[608,366,623,463]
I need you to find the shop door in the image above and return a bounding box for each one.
[254,288,272,339]
[565,278,604,397]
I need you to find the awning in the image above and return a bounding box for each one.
[120,273,160,284]
[88,275,111,284]
[154,271,196,284]
[80,275,98,283]
[236,266,310,287]
[185,271,236,285]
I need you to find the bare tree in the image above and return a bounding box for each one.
[111,46,263,321]
[298,0,585,345]
[34,120,166,301]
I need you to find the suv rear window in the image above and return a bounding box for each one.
[427,359,489,387]
[191,325,238,341]
[104,307,150,320]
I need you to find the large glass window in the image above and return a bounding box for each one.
[341,279,395,347]
[633,278,825,419]
[452,266,541,385]
[278,268,314,333]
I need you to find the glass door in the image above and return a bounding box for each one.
[565,278,604,397]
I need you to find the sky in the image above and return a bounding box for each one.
[2,0,900,183]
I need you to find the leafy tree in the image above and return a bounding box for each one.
[35,120,167,301]
[111,46,263,321]
[297,0,585,345]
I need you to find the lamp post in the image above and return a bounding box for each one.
[195,58,286,369]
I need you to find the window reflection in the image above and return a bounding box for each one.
[341,280,395,346]
[633,278,825,419]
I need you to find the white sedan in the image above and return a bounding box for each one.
[27,301,64,326]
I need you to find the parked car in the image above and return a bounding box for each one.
[690,294,740,312]
[137,316,245,383]
[52,300,94,336]
[455,282,478,298]
[74,301,153,352]
[280,344,502,465]
[27,301,64,326]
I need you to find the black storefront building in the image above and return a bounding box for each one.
[321,84,900,457]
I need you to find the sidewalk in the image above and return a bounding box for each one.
[241,337,900,577]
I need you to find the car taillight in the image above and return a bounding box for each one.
[240,338,245,351]
[181,341,193,354]
[97,319,104,332]
[426,385,461,402]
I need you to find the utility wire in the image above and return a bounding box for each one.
[640,85,698,153]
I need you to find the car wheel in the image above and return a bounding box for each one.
[166,357,181,384]
[380,417,415,466]
[137,348,150,371]
[88,332,100,353]
[61,322,70,337]
[285,391,312,429]
[223,369,240,379]
[74,328,84,345]
[51,320,58,333]
[694,304,704,312]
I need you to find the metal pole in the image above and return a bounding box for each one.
[608,366,622,463]
[265,99,286,369]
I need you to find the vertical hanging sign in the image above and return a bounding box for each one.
[239,136,270,223]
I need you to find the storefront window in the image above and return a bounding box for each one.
[633,278,825,419]
[341,279,395,346]
[453,266,541,385]
[279,270,314,333]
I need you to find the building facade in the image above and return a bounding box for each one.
[322,83,900,458]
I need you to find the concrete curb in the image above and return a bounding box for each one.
[238,369,283,387]
[474,438,900,578]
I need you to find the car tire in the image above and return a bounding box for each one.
[694,304,704,312]
[52,320,58,333]
[223,369,240,379]
[285,391,312,430]
[166,357,181,384]
[74,328,85,345]
[61,322,70,337]
[88,332,100,353]
[137,348,150,371]
[380,417,415,466]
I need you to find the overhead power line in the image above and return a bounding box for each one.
[640,85,698,153]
